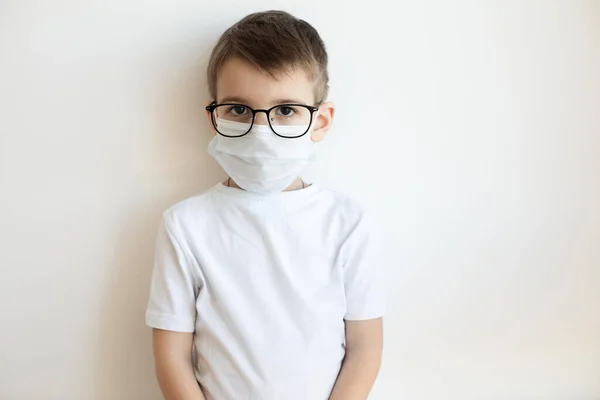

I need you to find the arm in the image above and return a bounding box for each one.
[146,216,205,398]
[153,329,206,400]
[329,318,383,400]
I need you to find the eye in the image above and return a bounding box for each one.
[276,106,297,117]
[228,105,249,116]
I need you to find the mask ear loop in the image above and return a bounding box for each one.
[299,107,320,189]
[306,106,321,136]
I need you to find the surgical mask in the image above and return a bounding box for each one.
[208,118,315,193]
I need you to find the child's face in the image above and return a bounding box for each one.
[208,57,334,142]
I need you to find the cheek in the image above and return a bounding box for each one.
[206,111,217,136]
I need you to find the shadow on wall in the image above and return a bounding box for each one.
[93,40,222,399]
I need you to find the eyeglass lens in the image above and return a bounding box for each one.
[212,105,312,138]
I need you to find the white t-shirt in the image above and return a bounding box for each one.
[146,183,384,400]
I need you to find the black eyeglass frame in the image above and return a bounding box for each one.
[205,102,320,139]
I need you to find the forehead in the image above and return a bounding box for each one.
[215,57,315,106]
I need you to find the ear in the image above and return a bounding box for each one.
[310,102,335,142]
[205,100,217,136]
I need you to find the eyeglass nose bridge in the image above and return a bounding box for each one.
[251,108,273,126]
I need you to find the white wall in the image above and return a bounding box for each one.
[1,1,599,399]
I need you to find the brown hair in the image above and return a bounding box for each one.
[207,10,329,103]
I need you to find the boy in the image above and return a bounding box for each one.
[146,10,384,400]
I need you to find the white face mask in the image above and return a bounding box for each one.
[208,118,315,193]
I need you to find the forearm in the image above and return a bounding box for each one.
[329,348,381,400]
[155,357,205,400]
[153,329,205,400]
[329,318,383,400]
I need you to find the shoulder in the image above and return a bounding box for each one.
[162,185,220,232]
[316,187,371,229]
[320,187,366,213]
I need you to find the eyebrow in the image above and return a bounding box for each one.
[218,96,249,104]
[217,96,309,106]
[270,98,308,105]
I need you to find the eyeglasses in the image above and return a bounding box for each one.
[205,103,320,139]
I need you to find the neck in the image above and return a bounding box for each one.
[225,177,306,192]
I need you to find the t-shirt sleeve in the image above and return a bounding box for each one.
[145,214,201,332]
[341,211,385,321]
